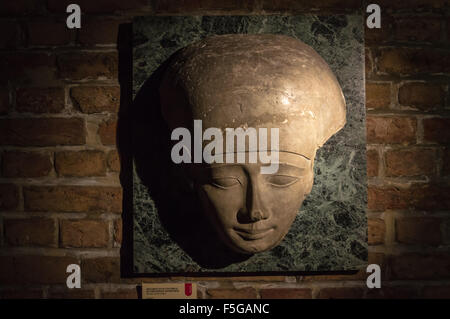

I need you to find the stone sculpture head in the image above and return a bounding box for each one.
[159,34,346,255]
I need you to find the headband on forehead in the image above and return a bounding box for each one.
[160,34,346,159]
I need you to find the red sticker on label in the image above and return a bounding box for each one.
[185,283,192,296]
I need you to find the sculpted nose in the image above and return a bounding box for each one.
[249,208,266,222]
[237,180,269,223]
[249,191,266,222]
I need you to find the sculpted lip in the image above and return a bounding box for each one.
[233,227,274,240]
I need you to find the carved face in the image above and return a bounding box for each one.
[160,34,346,254]
[194,152,314,254]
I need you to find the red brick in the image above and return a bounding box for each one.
[260,0,360,11]
[302,252,385,282]
[393,18,442,43]
[247,276,285,281]
[101,289,138,299]
[385,148,437,177]
[98,120,117,145]
[0,289,43,299]
[107,150,120,172]
[55,150,106,177]
[395,217,442,246]
[366,82,390,110]
[81,257,120,283]
[2,151,52,177]
[377,48,450,75]
[368,184,450,211]
[444,148,450,176]
[448,18,450,42]
[0,87,9,114]
[71,86,120,113]
[0,256,15,284]
[0,184,19,211]
[0,0,41,15]
[366,116,416,144]
[13,255,78,284]
[444,219,450,244]
[365,14,392,45]
[0,52,56,84]
[365,286,419,299]
[16,87,65,113]
[422,286,450,298]
[60,219,109,248]
[390,253,450,280]
[206,287,257,299]
[120,277,171,284]
[176,275,285,282]
[0,118,85,146]
[27,18,75,46]
[368,218,385,245]
[366,149,379,177]
[376,0,446,10]
[4,152,51,178]
[79,19,124,45]
[398,83,445,111]
[48,290,95,299]
[260,288,312,299]
[423,118,450,144]
[4,218,56,247]
[24,186,122,213]
[318,287,364,299]
[47,0,149,13]
[0,21,20,48]
[57,52,118,80]
[114,218,122,246]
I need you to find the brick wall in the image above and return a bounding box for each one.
[0,0,449,299]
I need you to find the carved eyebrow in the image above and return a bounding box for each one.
[204,163,243,169]
[276,151,311,161]
[206,151,312,162]
[274,162,307,169]
[200,165,244,178]
[205,162,307,171]
[274,163,308,174]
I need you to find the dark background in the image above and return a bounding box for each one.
[0,0,449,299]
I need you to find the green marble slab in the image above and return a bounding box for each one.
[132,15,367,274]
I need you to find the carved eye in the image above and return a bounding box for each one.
[266,175,299,187]
[211,177,241,189]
